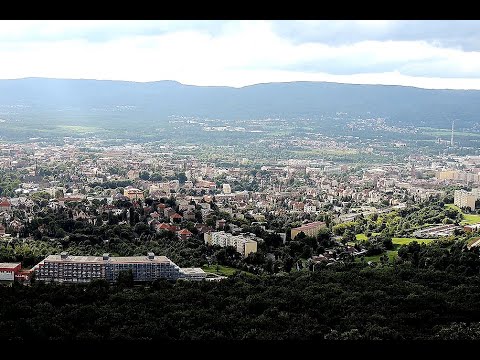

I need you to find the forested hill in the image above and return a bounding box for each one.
[0,77,480,128]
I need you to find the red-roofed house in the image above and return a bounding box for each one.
[156,222,173,232]
[0,198,11,212]
[170,213,183,224]
[177,228,193,241]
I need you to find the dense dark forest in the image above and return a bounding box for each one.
[2,242,480,341]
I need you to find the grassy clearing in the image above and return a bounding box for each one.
[355,232,381,241]
[445,203,461,211]
[357,238,435,263]
[392,237,435,245]
[201,264,253,276]
[463,213,480,225]
[445,203,480,225]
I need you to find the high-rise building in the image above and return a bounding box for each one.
[454,189,478,211]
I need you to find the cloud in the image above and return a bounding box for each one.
[0,20,480,89]
[270,20,480,51]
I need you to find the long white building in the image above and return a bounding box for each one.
[33,252,206,283]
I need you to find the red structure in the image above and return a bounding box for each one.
[0,262,21,281]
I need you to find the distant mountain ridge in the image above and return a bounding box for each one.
[0,77,479,128]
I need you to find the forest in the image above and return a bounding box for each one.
[2,241,480,341]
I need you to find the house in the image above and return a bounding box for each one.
[164,207,175,218]
[464,223,480,233]
[183,210,196,221]
[0,198,11,212]
[291,201,304,211]
[177,228,193,241]
[123,186,144,200]
[170,213,183,224]
[150,211,160,220]
[0,224,5,235]
[195,224,212,234]
[177,200,190,211]
[156,223,175,232]
[216,219,227,230]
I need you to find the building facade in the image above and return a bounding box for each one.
[454,189,478,211]
[0,262,21,281]
[34,252,205,283]
[123,186,144,200]
[204,231,258,257]
[291,221,326,239]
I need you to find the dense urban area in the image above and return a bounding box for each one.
[1,113,480,341]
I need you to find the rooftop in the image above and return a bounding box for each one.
[293,221,326,230]
[0,262,21,269]
[43,254,171,264]
[181,267,206,275]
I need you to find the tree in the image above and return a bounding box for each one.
[283,255,294,272]
[116,269,134,288]
[178,172,187,184]
[139,171,150,180]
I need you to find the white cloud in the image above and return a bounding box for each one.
[0,20,479,89]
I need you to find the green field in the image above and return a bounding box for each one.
[201,264,252,276]
[357,237,435,263]
[392,237,435,245]
[355,232,380,241]
[463,213,480,225]
[445,203,480,225]
[445,203,460,211]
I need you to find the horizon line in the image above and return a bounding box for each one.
[0,76,478,92]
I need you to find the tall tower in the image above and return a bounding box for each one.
[451,120,455,146]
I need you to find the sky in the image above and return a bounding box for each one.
[1,20,480,89]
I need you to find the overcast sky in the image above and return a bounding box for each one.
[1,20,480,89]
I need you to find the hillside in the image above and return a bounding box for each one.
[0,78,479,129]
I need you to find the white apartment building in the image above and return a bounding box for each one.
[454,189,478,211]
[222,183,232,194]
[204,231,258,257]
